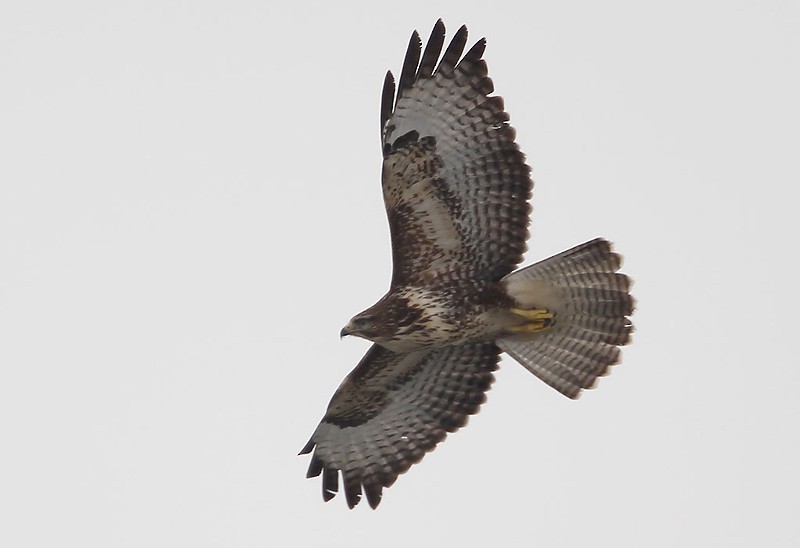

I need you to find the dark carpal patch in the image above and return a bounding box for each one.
[384,129,420,156]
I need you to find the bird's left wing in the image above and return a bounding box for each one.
[380,20,532,287]
[300,342,500,508]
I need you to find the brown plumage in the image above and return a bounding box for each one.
[300,20,634,509]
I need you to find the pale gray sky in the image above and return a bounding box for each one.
[2,1,799,546]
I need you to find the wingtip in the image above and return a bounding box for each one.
[305,453,323,479]
[345,493,361,509]
[436,24,469,74]
[322,467,339,502]
[298,438,315,455]
[463,37,487,64]
[364,484,383,509]
[410,29,422,48]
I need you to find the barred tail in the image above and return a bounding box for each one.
[498,238,635,399]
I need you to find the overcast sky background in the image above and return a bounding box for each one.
[2,1,799,546]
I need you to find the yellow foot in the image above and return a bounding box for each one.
[509,308,556,334]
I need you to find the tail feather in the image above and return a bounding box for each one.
[499,238,634,399]
[560,271,631,292]
[569,315,632,345]
[537,339,618,381]
[526,239,622,277]
[501,329,616,398]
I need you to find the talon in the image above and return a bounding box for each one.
[509,307,556,333]
[510,308,554,321]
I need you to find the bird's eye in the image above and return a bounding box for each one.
[353,316,372,327]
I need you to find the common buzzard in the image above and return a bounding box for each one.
[300,20,634,509]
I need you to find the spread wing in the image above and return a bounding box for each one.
[381,20,533,286]
[300,342,500,509]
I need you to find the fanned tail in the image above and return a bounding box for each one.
[498,238,634,398]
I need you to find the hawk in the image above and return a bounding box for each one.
[300,20,634,509]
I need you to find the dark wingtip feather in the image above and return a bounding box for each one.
[418,20,446,79]
[396,30,422,106]
[437,24,468,74]
[458,39,490,91]
[298,438,315,455]
[343,473,363,509]
[364,482,383,509]
[461,37,486,64]
[322,467,339,502]
[306,453,324,479]
[380,70,395,135]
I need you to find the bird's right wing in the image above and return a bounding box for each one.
[300,341,500,509]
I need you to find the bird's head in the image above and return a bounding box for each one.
[340,313,380,341]
[340,295,425,350]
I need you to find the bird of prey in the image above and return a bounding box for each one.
[300,20,634,509]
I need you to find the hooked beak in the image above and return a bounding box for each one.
[340,323,353,339]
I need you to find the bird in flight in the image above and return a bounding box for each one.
[300,20,634,509]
